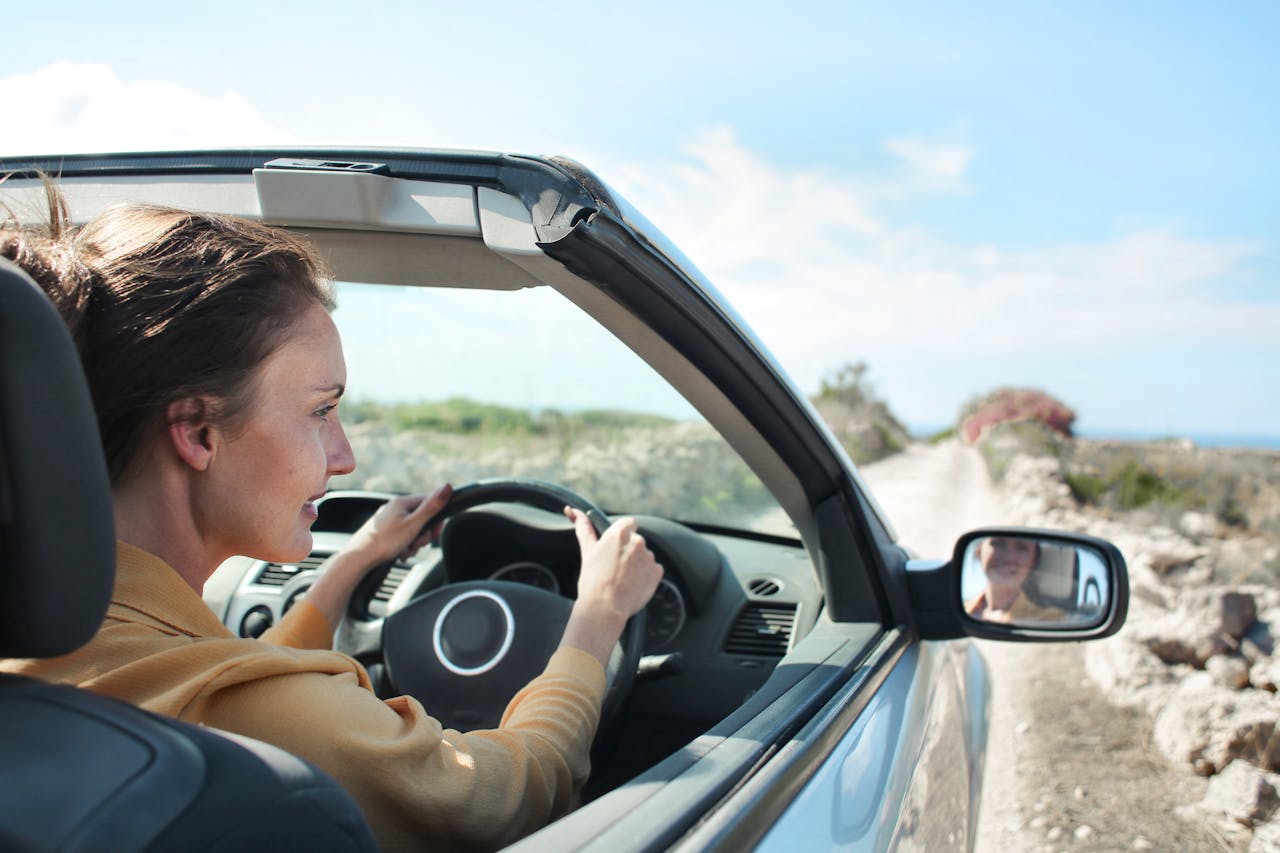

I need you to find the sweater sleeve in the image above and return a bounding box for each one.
[260,600,333,650]
[195,646,606,852]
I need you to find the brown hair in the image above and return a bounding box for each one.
[2,183,334,482]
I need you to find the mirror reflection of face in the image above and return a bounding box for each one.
[978,536,1038,589]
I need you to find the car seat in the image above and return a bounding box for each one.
[0,257,378,852]
[1022,540,1080,611]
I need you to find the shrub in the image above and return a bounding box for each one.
[1065,453,1205,513]
[976,420,1067,481]
[812,362,910,464]
[958,387,1076,444]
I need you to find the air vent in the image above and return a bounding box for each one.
[747,577,783,597]
[373,566,411,604]
[254,553,328,587]
[724,603,797,657]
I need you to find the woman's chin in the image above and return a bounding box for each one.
[267,530,315,565]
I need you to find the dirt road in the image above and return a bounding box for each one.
[858,442,1231,852]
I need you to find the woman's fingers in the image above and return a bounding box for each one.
[564,506,599,550]
[572,513,663,621]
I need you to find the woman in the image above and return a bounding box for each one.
[0,192,663,851]
[964,536,1066,625]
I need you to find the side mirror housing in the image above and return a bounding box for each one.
[906,527,1129,642]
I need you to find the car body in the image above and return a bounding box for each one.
[0,149,1127,851]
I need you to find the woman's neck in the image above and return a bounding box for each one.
[112,473,220,594]
[985,584,1022,613]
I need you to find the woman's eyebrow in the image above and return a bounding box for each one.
[316,383,346,397]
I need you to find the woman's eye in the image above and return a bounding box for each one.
[316,404,337,420]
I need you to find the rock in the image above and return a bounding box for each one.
[1198,760,1279,827]
[1046,826,1063,841]
[1147,550,1206,576]
[1132,837,1154,850]
[1074,824,1094,840]
[1085,631,1183,716]
[1250,818,1280,852]
[1152,674,1280,773]
[1220,592,1260,640]
[1208,655,1253,690]
[1180,511,1219,540]
[1252,659,1280,693]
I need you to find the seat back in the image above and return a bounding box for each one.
[0,258,377,852]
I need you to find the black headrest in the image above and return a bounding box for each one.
[0,258,115,657]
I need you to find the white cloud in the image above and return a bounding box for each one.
[884,135,972,180]
[0,62,294,155]
[601,128,1272,400]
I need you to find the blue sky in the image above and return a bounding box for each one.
[3,1,1277,441]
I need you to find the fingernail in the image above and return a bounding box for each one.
[433,484,451,500]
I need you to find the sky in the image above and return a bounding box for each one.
[2,1,1277,442]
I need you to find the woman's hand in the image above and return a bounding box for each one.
[558,508,663,668]
[346,484,453,566]
[301,484,453,632]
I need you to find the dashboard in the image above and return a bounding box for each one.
[206,490,822,756]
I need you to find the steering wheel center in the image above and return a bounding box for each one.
[433,590,515,675]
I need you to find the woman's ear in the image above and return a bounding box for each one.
[166,397,216,471]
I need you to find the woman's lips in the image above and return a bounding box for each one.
[302,492,325,520]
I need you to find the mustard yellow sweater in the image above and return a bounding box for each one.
[1,541,605,851]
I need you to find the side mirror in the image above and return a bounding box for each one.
[906,528,1129,641]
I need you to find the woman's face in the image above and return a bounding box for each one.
[197,302,355,563]
[978,536,1038,590]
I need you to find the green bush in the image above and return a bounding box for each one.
[344,397,672,436]
[811,361,910,464]
[1064,471,1107,505]
[975,420,1067,482]
[1066,454,1204,512]
[925,426,957,444]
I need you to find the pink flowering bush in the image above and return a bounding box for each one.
[959,387,1076,444]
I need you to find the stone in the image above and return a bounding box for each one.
[1208,656,1253,690]
[1250,818,1280,852]
[1199,760,1279,827]
[1074,824,1094,840]
[1252,659,1280,693]
[1220,592,1260,640]
[1180,511,1218,540]
[1147,550,1206,576]
[1152,675,1280,773]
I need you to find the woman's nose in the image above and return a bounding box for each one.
[328,418,356,476]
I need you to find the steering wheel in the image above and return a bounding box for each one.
[355,478,645,744]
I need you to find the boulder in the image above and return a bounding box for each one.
[1220,592,1260,640]
[1253,659,1280,693]
[1208,656,1253,691]
[1197,760,1279,827]
[1180,511,1219,540]
[1084,633,1183,716]
[1152,674,1280,775]
[1251,817,1280,852]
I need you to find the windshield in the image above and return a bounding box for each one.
[329,282,792,537]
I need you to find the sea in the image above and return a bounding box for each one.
[1075,429,1280,452]
[908,424,1280,452]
